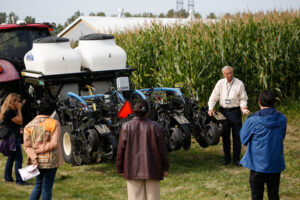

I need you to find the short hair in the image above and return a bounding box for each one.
[259,90,276,108]
[37,97,56,116]
[222,66,233,73]
[133,100,148,117]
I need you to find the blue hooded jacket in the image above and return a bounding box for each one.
[240,108,287,173]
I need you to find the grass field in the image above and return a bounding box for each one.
[0,100,299,200]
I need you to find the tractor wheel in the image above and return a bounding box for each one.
[96,140,104,163]
[60,125,77,165]
[86,129,99,153]
[205,123,220,145]
[194,128,209,148]
[0,81,19,105]
[168,128,183,151]
[82,150,92,164]
[104,135,117,161]
[73,151,83,166]
[180,125,191,150]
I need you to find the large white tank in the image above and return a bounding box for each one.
[75,33,127,71]
[24,37,81,75]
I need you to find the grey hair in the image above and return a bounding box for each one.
[222,66,233,73]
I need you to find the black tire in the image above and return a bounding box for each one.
[82,150,92,165]
[180,125,191,150]
[0,81,19,105]
[73,151,83,166]
[86,129,99,153]
[60,125,76,165]
[194,128,209,148]
[205,123,220,145]
[168,128,183,151]
[103,135,117,160]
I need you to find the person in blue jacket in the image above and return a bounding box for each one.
[240,90,287,200]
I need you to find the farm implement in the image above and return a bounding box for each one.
[133,87,227,152]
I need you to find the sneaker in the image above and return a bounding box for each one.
[16,181,32,186]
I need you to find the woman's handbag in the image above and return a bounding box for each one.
[0,122,10,139]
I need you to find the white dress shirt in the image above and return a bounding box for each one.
[208,77,248,111]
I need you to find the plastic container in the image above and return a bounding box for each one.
[75,33,127,71]
[24,37,81,75]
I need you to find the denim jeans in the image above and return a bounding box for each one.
[4,138,23,183]
[30,168,58,200]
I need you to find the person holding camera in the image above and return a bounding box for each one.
[0,93,30,185]
[116,100,169,200]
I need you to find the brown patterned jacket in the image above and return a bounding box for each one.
[24,115,63,168]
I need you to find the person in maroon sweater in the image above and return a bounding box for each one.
[116,100,169,200]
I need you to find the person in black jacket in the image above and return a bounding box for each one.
[0,93,30,185]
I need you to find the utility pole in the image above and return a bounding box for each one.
[176,0,184,11]
[187,0,194,12]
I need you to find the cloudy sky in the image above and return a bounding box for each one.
[1,0,299,24]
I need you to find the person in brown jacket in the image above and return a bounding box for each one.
[24,98,63,200]
[116,100,169,200]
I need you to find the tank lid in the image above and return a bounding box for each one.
[79,33,114,40]
[33,37,69,43]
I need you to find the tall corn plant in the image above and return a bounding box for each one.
[115,10,300,106]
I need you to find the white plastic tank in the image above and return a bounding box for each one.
[75,33,127,71]
[24,37,81,75]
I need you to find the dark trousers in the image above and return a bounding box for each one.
[219,107,242,162]
[4,138,23,183]
[250,170,281,200]
[30,168,58,200]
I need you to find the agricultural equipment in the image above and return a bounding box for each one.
[181,84,228,148]
[19,33,134,165]
[134,88,192,151]
[134,87,226,150]
[0,21,53,122]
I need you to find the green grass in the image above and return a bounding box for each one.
[0,99,299,200]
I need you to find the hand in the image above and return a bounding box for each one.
[17,102,23,110]
[164,172,168,177]
[32,159,38,167]
[208,110,214,117]
[241,106,251,115]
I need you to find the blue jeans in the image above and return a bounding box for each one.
[30,168,57,200]
[4,138,23,182]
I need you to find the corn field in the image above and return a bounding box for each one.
[115,10,300,106]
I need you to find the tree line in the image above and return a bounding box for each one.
[0,9,220,35]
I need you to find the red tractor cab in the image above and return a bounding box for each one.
[0,22,52,102]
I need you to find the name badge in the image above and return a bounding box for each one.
[225,99,231,104]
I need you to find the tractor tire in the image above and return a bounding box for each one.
[104,135,117,161]
[0,81,19,105]
[60,125,77,165]
[180,125,191,150]
[86,129,99,153]
[194,128,209,148]
[168,128,183,151]
[73,151,83,166]
[205,123,220,145]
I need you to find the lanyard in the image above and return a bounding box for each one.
[226,78,234,98]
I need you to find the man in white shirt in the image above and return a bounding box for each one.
[208,66,250,166]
